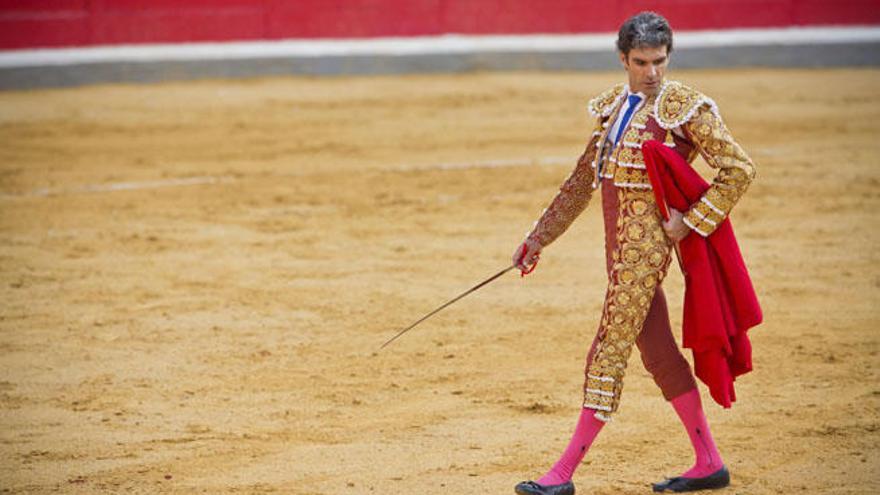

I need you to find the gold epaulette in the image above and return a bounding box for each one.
[653,81,722,130]
[588,83,626,118]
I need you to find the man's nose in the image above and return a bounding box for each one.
[648,65,658,77]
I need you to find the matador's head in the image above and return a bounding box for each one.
[617,12,674,97]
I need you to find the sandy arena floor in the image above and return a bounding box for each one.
[0,68,878,494]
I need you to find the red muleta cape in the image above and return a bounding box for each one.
[641,140,762,408]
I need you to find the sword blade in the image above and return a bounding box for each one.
[379,264,516,350]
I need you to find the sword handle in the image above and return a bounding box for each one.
[516,243,540,277]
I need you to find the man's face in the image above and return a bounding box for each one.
[619,45,669,96]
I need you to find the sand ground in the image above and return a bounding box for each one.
[0,68,878,494]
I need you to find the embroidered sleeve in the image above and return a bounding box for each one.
[525,129,600,248]
[681,105,756,237]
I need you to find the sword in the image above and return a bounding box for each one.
[379,264,515,350]
[379,246,539,350]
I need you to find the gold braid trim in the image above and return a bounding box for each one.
[652,81,722,130]
[588,83,626,118]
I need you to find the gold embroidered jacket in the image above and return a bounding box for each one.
[526,81,755,245]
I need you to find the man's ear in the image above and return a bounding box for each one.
[618,51,628,69]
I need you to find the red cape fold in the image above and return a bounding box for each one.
[641,140,763,408]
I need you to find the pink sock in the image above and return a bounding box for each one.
[670,388,724,478]
[537,408,604,486]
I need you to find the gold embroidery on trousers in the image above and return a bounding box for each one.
[583,188,672,417]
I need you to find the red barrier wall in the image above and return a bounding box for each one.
[1,0,878,50]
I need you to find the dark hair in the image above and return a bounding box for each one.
[616,12,673,55]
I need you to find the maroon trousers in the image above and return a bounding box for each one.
[584,180,697,401]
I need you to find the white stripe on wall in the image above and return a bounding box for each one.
[1,26,878,68]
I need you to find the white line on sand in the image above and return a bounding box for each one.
[1,157,573,198]
[1,26,878,68]
[1,176,231,199]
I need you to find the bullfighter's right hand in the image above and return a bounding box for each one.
[513,238,542,275]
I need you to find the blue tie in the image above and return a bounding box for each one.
[614,94,643,145]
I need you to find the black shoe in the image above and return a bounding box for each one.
[514,479,575,495]
[652,466,730,492]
